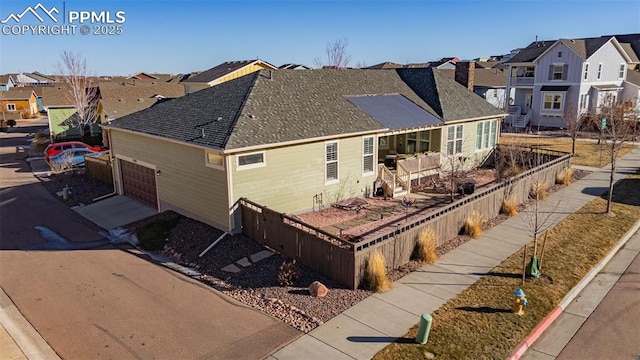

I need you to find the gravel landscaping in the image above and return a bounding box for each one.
[36,162,591,334]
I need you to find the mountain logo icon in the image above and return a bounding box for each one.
[1,3,59,24]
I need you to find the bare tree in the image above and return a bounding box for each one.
[562,101,586,155]
[313,38,352,69]
[594,94,636,215]
[57,51,100,140]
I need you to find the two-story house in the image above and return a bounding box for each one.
[504,34,640,130]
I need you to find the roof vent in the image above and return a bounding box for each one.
[201,128,205,137]
[137,98,143,101]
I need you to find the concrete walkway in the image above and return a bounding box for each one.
[72,195,157,230]
[270,147,640,360]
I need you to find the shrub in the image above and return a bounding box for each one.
[556,168,574,186]
[415,228,438,264]
[277,259,300,286]
[464,210,484,239]
[6,119,16,127]
[530,180,548,200]
[501,194,518,217]
[365,251,391,293]
[136,218,179,251]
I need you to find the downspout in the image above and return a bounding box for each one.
[199,232,229,257]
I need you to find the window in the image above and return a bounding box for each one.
[446,125,463,155]
[597,63,602,80]
[237,151,265,170]
[583,63,589,80]
[6,104,15,111]
[325,142,338,182]
[362,137,374,174]
[407,132,417,154]
[476,121,496,151]
[489,121,497,147]
[557,51,563,58]
[579,94,588,110]
[619,63,625,79]
[543,93,564,111]
[419,131,430,152]
[551,65,564,80]
[205,152,224,169]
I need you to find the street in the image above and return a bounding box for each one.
[556,250,640,360]
[0,121,299,359]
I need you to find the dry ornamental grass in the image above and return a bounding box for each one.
[366,251,391,293]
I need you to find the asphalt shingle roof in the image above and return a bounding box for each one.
[107,69,506,151]
[506,40,556,63]
[626,69,640,86]
[2,88,36,100]
[182,60,276,84]
[41,85,74,107]
[436,68,507,88]
[98,80,185,119]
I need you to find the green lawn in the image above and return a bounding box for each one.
[373,174,640,360]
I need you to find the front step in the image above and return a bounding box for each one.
[393,187,407,198]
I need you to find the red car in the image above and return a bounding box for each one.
[45,141,103,160]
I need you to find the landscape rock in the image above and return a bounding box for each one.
[309,281,329,297]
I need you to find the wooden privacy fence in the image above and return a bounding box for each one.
[84,151,113,185]
[241,150,572,289]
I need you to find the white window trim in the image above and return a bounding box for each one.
[597,63,603,80]
[7,103,16,111]
[475,120,496,152]
[362,136,375,176]
[204,151,225,170]
[551,63,564,81]
[325,141,339,185]
[583,63,589,80]
[446,125,463,155]
[236,151,266,171]
[541,92,565,114]
[618,63,626,79]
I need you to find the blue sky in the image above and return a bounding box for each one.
[0,0,639,76]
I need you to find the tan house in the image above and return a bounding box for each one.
[103,68,506,233]
[1,88,38,119]
[180,59,277,94]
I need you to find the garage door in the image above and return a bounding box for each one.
[120,160,157,208]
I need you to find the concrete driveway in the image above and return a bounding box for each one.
[0,124,299,359]
[73,195,158,230]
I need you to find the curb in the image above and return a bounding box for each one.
[507,219,640,360]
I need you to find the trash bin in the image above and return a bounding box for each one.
[415,313,432,344]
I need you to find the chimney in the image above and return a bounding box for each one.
[454,61,475,91]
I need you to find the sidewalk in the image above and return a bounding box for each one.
[269,147,640,360]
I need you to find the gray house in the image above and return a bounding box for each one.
[505,34,640,129]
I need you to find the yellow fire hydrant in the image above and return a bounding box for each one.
[512,288,528,316]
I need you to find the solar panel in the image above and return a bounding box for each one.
[345,94,442,129]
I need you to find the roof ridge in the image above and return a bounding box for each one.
[220,71,261,148]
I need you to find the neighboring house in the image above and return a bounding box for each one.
[279,64,313,70]
[180,59,278,94]
[438,62,511,108]
[0,75,16,91]
[103,68,505,233]
[0,88,38,119]
[13,72,56,87]
[42,85,102,141]
[19,87,45,112]
[366,57,459,70]
[505,34,640,129]
[98,80,185,147]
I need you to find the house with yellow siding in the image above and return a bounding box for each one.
[180,59,277,94]
[103,68,506,233]
[1,88,38,119]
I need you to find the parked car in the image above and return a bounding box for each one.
[47,148,101,169]
[44,141,102,160]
